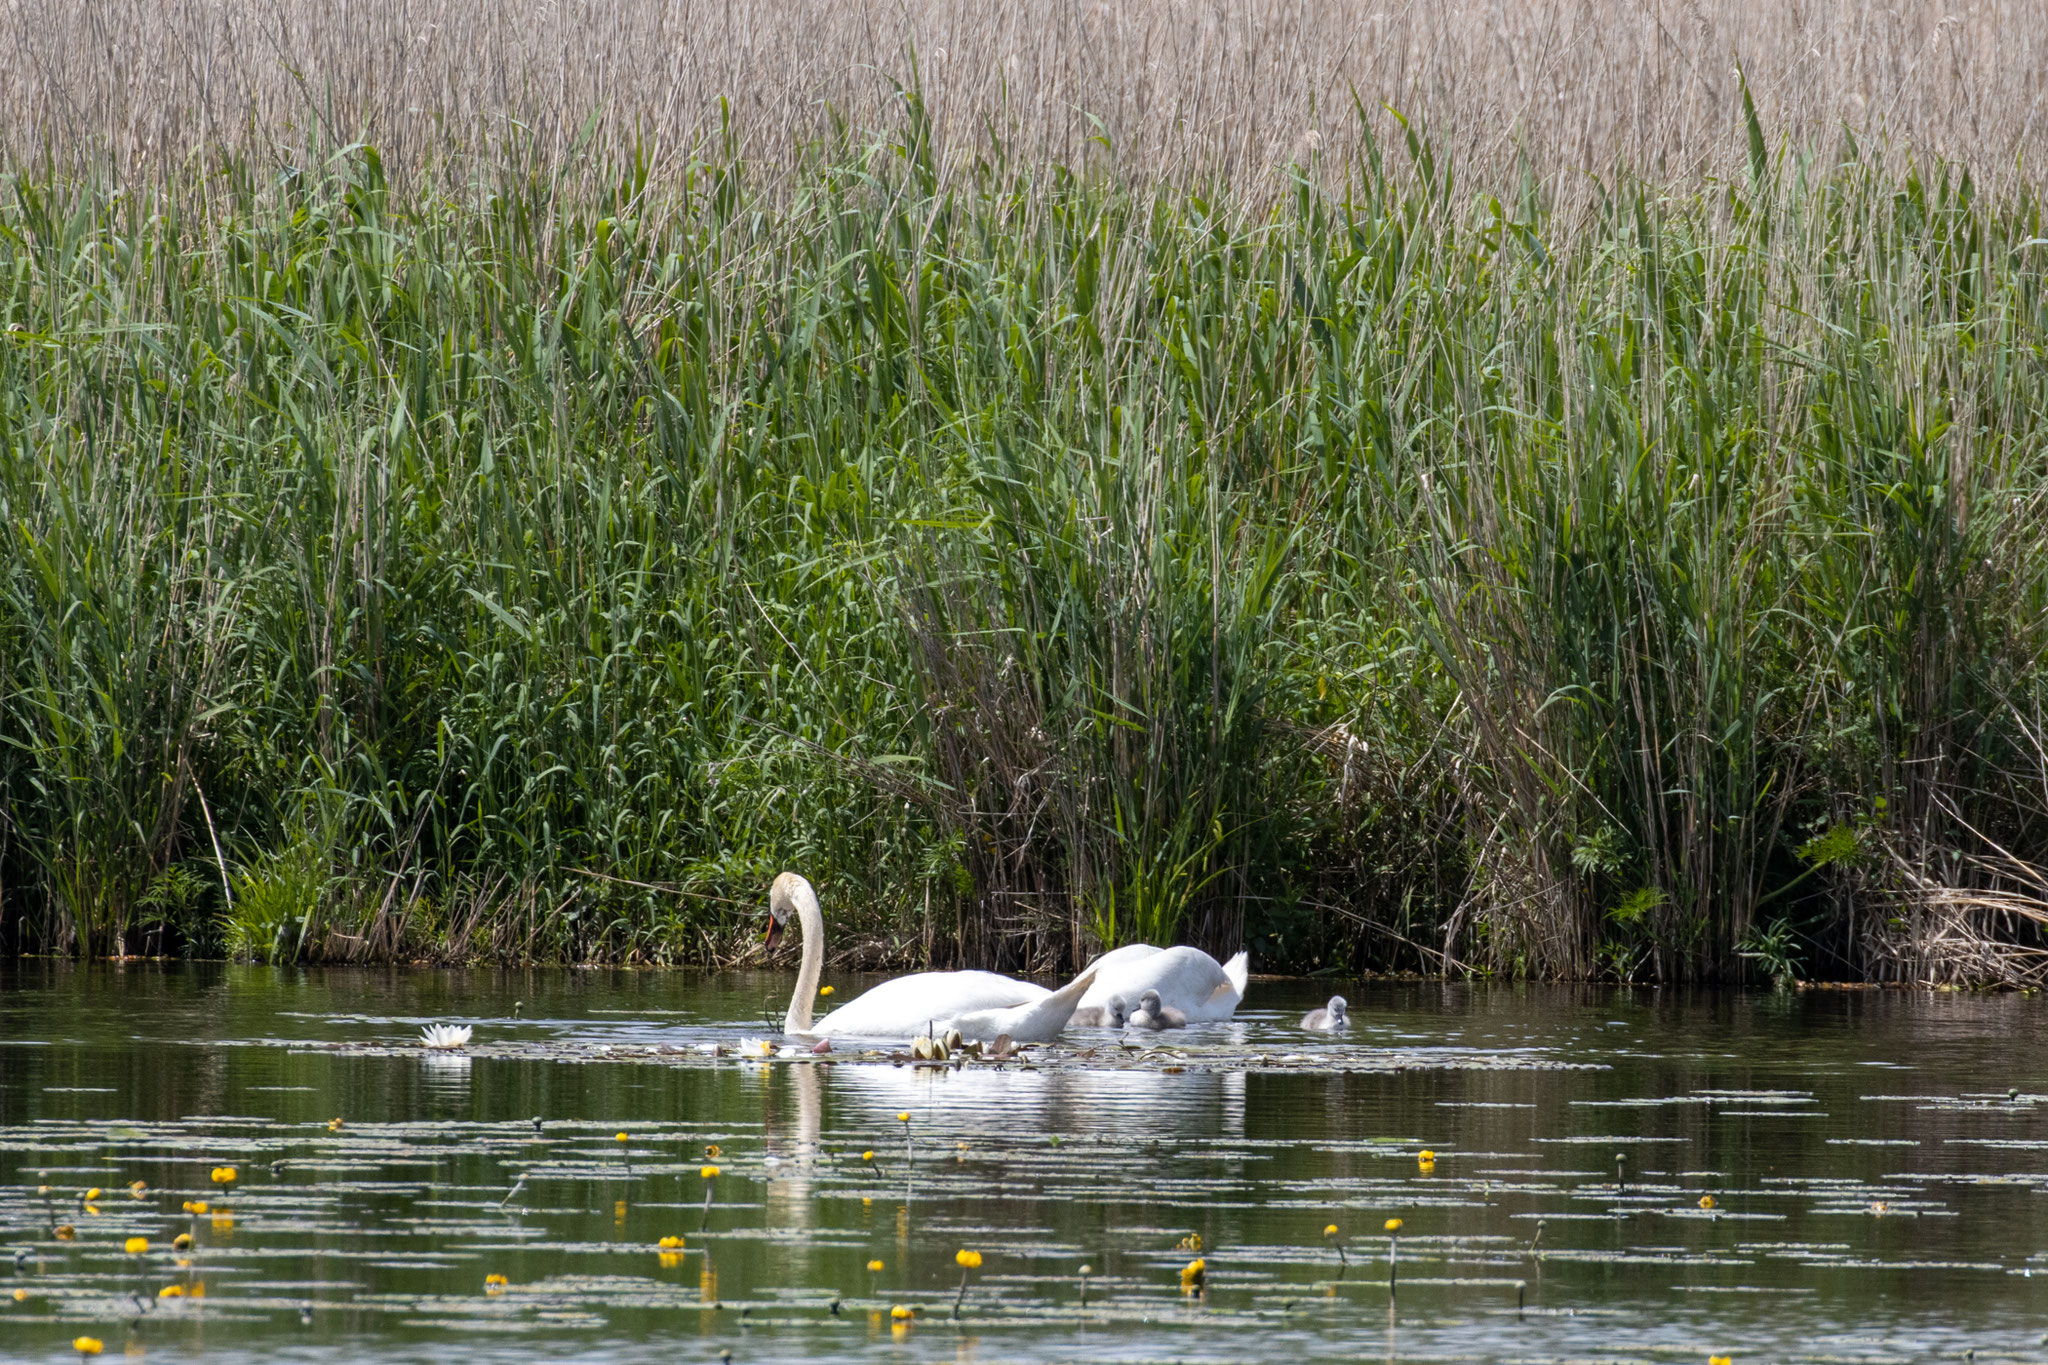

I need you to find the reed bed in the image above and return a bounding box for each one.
[2,5,2047,982]
[6,1,2045,198]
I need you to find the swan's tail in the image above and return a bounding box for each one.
[1221,950,1249,1001]
[998,965,1098,1041]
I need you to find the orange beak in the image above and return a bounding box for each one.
[764,918,782,951]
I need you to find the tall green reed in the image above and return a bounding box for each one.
[1,108,2043,980]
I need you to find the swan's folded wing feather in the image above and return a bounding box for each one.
[812,971,1049,1038]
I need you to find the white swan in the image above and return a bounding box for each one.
[1074,943,1249,1023]
[1300,995,1349,1030]
[767,873,1050,1039]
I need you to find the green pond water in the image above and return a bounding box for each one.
[2,963,2046,1363]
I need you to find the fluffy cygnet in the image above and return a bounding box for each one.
[1300,995,1349,1030]
[1069,994,1129,1028]
[1127,988,1186,1030]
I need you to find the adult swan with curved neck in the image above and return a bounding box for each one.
[766,873,1095,1042]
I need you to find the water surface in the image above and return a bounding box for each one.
[3,963,2045,1362]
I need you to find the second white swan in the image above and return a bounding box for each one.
[1073,942,1249,1023]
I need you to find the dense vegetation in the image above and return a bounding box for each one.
[3,101,2046,981]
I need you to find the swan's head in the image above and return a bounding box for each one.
[766,872,816,951]
[1138,989,1164,1014]
[1326,995,1348,1023]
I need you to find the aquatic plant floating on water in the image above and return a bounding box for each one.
[953,1248,982,1318]
[73,1338,102,1358]
[420,1024,472,1049]
[1385,1219,1403,1295]
[1417,1149,1436,1173]
[699,1165,720,1230]
[1180,1257,1206,1294]
[1324,1223,1347,1268]
[124,1237,147,1255]
[484,1274,509,1294]
[210,1167,236,1184]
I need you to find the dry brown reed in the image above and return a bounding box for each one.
[6,0,2044,198]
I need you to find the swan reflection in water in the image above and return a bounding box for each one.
[762,1059,822,1238]
[815,1059,1247,1142]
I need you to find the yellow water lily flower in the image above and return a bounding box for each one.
[210,1167,236,1185]
[157,1284,185,1299]
[616,1132,629,1142]
[1384,1218,1403,1233]
[700,1164,720,1179]
[484,1273,509,1291]
[819,985,834,996]
[172,1234,192,1251]
[1323,1223,1339,1237]
[897,1111,911,1123]
[1698,1194,1717,1210]
[124,1237,148,1255]
[128,1181,147,1198]
[328,1118,344,1131]
[11,1287,28,1301]
[867,1259,884,1272]
[84,1188,101,1202]
[182,1201,208,1215]
[54,1225,75,1240]
[890,1304,914,1320]
[955,1249,982,1269]
[73,1337,103,1357]
[658,1235,686,1249]
[1179,1257,1206,1292]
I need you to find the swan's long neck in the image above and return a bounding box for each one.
[782,877,825,1035]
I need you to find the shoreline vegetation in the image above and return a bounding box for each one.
[2,7,2046,984]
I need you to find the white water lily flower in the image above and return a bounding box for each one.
[737,1037,776,1059]
[419,1024,473,1049]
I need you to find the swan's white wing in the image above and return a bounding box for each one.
[1075,942,1163,1010]
[954,966,1098,1043]
[811,971,1049,1038]
[1084,942,1163,972]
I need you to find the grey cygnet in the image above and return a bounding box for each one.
[1300,995,1349,1030]
[1069,994,1129,1028]
[1127,989,1186,1030]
